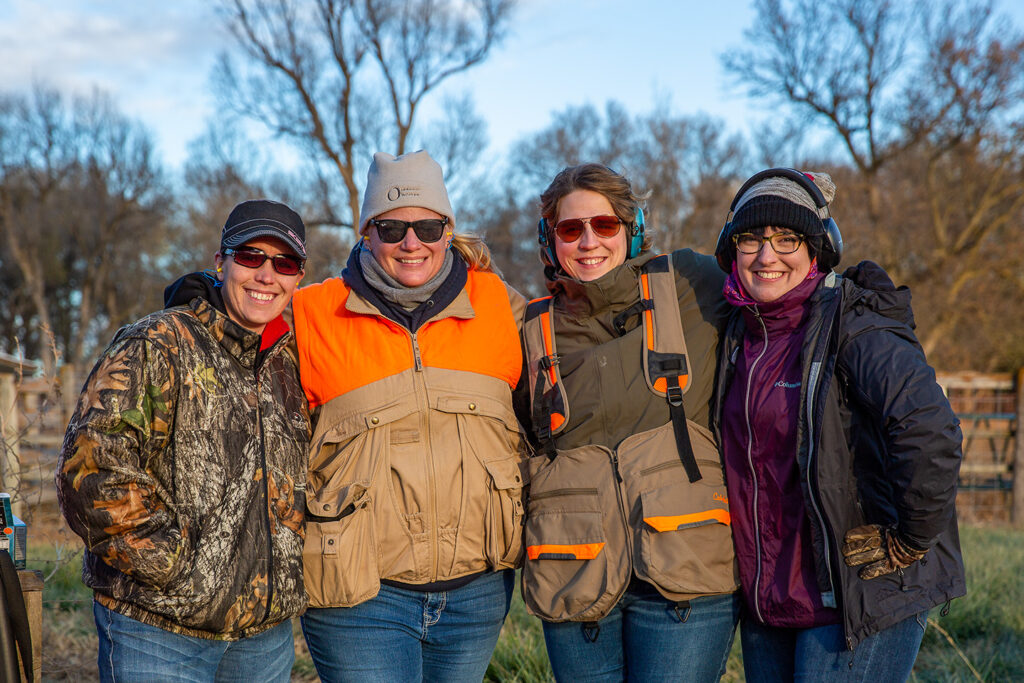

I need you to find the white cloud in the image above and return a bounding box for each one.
[0,0,225,165]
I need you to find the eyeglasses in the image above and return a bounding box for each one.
[553,215,622,242]
[733,232,805,255]
[224,247,305,276]
[370,217,449,243]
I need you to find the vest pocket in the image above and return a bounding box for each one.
[303,483,380,607]
[523,503,617,622]
[633,473,737,596]
[521,449,631,621]
[482,457,526,568]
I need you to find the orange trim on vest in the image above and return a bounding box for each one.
[536,307,565,431]
[640,271,656,350]
[292,270,522,408]
[641,271,689,394]
[539,310,558,386]
[526,542,605,561]
[643,509,731,532]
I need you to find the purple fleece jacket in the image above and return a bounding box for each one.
[720,265,839,628]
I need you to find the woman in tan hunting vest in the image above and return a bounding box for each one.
[291,150,528,682]
[521,163,739,681]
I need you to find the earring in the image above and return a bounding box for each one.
[216,266,222,273]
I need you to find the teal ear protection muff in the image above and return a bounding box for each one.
[538,207,646,267]
[628,207,645,258]
[714,167,842,272]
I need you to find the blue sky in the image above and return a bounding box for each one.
[3,1,1023,169]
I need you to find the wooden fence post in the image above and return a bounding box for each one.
[0,374,18,507]
[1014,368,1024,527]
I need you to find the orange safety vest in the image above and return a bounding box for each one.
[292,268,522,408]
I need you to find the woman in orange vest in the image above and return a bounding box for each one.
[291,150,529,682]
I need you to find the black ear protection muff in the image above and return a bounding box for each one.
[538,207,646,268]
[714,167,842,272]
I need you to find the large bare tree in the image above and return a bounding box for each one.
[213,0,513,237]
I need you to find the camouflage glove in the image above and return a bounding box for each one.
[842,524,928,580]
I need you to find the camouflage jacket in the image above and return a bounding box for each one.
[56,297,310,640]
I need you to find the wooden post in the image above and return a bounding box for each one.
[0,375,19,506]
[17,570,42,683]
[1014,368,1024,527]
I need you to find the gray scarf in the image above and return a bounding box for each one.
[359,243,454,311]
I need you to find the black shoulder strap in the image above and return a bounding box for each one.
[639,256,701,483]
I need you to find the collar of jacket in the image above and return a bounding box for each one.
[189,297,265,369]
[735,271,822,339]
[546,251,659,319]
[344,273,477,324]
[341,243,469,331]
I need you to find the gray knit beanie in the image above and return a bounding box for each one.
[730,172,836,237]
[358,150,455,234]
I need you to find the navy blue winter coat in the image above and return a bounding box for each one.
[712,262,966,649]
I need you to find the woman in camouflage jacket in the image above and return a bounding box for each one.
[57,200,311,682]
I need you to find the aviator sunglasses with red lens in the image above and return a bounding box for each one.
[224,247,305,276]
[370,217,449,243]
[553,215,622,242]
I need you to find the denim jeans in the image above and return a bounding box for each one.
[740,611,928,682]
[541,582,740,682]
[301,569,514,683]
[93,600,294,683]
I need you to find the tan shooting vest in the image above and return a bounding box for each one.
[521,255,737,622]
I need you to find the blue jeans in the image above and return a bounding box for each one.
[301,569,514,683]
[93,600,294,683]
[541,582,740,682]
[740,611,927,682]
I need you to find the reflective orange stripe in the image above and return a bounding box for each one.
[644,509,731,532]
[640,272,655,350]
[539,310,558,386]
[652,375,689,393]
[526,542,605,560]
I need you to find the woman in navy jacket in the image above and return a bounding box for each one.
[710,168,965,681]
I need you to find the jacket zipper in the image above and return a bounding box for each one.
[529,487,600,500]
[610,449,633,600]
[411,331,424,371]
[743,305,769,625]
[804,315,839,610]
[256,374,274,625]
[406,328,438,579]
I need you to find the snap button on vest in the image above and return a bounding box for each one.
[370,416,380,425]
[469,403,477,410]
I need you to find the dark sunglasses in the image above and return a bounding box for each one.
[370,217,449,243]
[553,215,622,242]
[224,247,305,276]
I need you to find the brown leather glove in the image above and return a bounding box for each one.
[842,524,928,580]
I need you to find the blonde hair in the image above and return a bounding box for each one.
[451,232,493,272]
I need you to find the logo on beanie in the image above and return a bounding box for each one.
[387,185,422,202]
